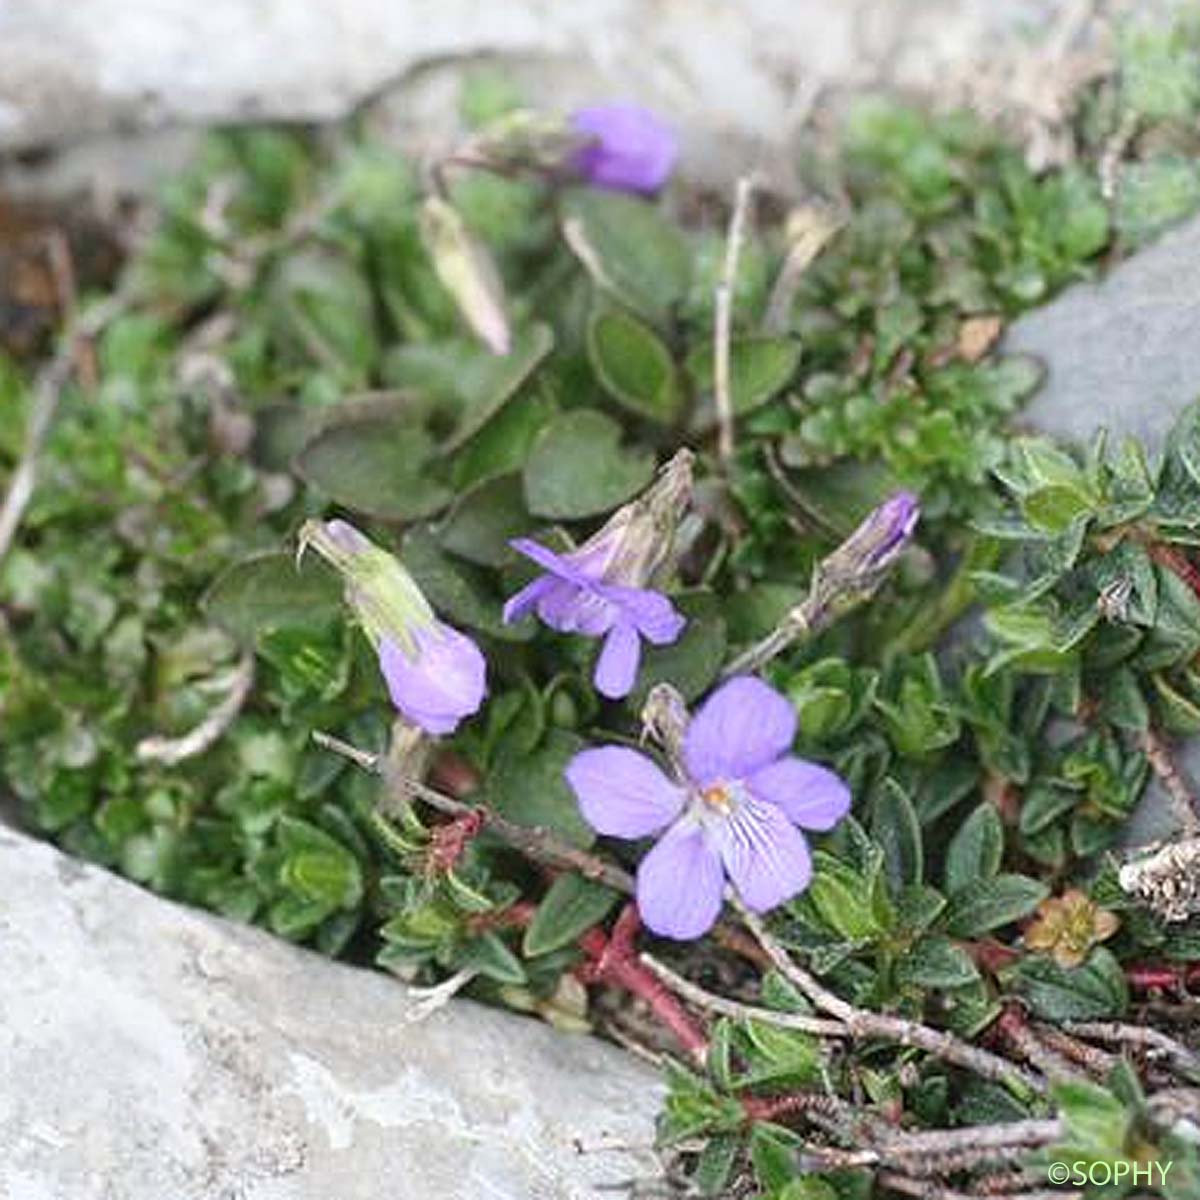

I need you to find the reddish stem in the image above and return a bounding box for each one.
[577,903,710,1065]
[427,810,485,874]
[466,899,537,937]
[1146,541,1200,600]
[1125,960,1200,993]
[742,1093,818,1123]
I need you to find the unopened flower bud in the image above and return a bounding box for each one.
[465,109,589,175]
[299,519,486,735]
[420,195,511,356]
[574,448,695,587]
[822,491,919,582]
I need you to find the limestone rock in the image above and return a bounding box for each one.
[0,1,1163,184]
[0,826,664,1200]
[1008,214,1200,457]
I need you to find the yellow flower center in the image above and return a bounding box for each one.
[700,783,733,814]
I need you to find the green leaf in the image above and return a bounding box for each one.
[484,730,595,847]
[805,852,883,941]
[277,816,363,909]
[295,417,453,520]
[437,473,531,567]
[897,935,980,989]
[686,336,801,416]
[869,779,923,891]
[1015,948,1129,1021]
[459,931,527,984]
[523,408,655,519]
[944,803,1005,893]
[943,874,1048,937]
[203,552,342,642]
[523,874,620,956]
[446,323,555,450]
[401,524,529,640]
[269,247,378,380]
[627,591,727,706]
[560,188,691,321]
[451,389,560,489]
[587,309,681,423]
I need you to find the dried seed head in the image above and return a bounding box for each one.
[1120,837,1200,923]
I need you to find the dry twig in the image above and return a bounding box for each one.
[136,653,255,766]
[738,905,1045,1094]
[312,730,636,894]
[713,175,757,468]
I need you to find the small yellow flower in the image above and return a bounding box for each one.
[1025,889,1120,969]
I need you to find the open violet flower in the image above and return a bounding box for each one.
[570,103,678,194]
[565,677,851,940]
[502,450,693,699]
[502,537,684,699]
[298,519,486,736]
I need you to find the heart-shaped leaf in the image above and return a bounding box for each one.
[588,309,681,424]
[523,408,655,519]
[295,418,452,520]
[687,336,801,416]
[560,188,691,322]
[203,552,342,642]
[437,474,532,567]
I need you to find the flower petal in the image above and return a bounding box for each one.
[711,792,812,913]
[539,583,617,636]
[594,620,641,699]
[509,538,596,588]
[746,757,851,831]
[570,104,678,195]
[565,746,684,838]
[502,575,556,624]
[636,821,725,940]
[379,623,487,735]
[683,676,797,784]
[603,585,686,645]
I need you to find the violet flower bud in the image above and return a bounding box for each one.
[822,491,920,582]
[569,103,678,195]
[299,519,486,735]
[420,195,511,356]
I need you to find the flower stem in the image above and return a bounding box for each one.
[714,176,757,470]
[577,904,709,1065]
[312,730,636,894]
[888,535,1000,657]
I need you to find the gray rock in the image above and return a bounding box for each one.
[1009,215,1200,846]
[1008,214,1200,457]
[0,0,1165,187]
[0,826,664,1200]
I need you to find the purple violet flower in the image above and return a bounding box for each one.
[503,537,684,699]
[570,103,678,194]
[299,519,486,736]
[377,623,487,736]
[565,676,851,940]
